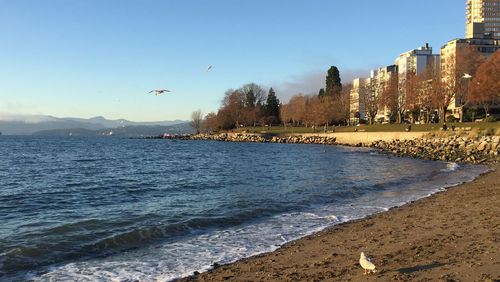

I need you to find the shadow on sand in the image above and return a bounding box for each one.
[397,261,455,274]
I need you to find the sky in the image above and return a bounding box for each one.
[0,0,466,122]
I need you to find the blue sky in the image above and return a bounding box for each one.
[1,0,465,121]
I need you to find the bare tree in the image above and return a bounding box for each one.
[360,79,379,125]
[202,112,218,133]
[239,83,266,107]
[412,70,433,123]
[308,96,323,127]
[407,68,432,123]
[280,103,291,128]
[395,71,416,123]
[287,94,308,126]
[468,49,500,117]
[316,96,333,126]
[424,60,451,123]
[190,110,203,134]
[430,78,447,122]
[379,73,399,123]
[338,83,352,125]
[444,46,486,121]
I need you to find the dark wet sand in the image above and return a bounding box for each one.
[180,166,500,281]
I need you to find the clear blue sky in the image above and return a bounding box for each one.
[1,0,465,121]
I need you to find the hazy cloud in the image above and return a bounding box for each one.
[270,68,373,103]
[0,113,56,123]
[341,69,374,85]
[270,70,324,102]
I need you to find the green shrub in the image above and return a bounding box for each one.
[446,115,459,123]
[464,107,483,122]
[484,116,497,122]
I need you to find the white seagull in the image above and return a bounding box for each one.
[463,73,473,79]
[206,65,212,72]
[360,252,377,275]
[148,89,171,96]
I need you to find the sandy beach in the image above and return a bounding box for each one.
[181,166,500,281]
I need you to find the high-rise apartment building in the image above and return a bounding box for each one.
[395,44,440,106]
[466,0,500,39]
[442,22,499,119]
[349,65,398,125]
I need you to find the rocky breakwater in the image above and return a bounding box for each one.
[187,133,338,145]
[370,135,500,165]
[158,132,500,165]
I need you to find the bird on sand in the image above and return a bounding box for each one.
[148,89,171,96]
[360,252,377,275]
[206,65,212,72]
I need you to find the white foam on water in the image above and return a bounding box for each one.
[33,163,491,282]
[24,271,37,280]
[442,162,459,172]
[34,211,341,281]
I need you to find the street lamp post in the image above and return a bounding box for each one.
[461,73,473,122]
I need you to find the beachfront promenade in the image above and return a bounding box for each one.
[294,131,427,145]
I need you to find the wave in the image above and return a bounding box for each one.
[14,162,492,281]
[73,159,98,163]
[0,213,270,276]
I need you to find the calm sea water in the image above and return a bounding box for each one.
[0,136,489,281]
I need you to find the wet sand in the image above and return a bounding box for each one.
[181,166,500,281]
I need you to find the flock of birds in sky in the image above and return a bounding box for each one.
[148,65,213,96]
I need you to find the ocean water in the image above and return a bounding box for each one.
[0,136,489,281]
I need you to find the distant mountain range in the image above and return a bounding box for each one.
[32,123,194,137]
[0,114,192,136]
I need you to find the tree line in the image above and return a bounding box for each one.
[196,83,280,133]
[279,66,351,129]
[191,48,500,133]
[193,67,352,133]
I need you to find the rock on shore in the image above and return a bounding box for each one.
[150,133,500,165]
[370,135,500,165]
[154,133,338,145]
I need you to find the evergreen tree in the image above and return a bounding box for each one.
[326,66,342,96]
[318,88,325,98]
[245,89,256,109]
[265,88,280,122]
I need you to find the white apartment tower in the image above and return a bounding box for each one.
[395,44,440,101]
[466,0,500,39]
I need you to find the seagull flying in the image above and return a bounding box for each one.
[463,73,472,79]
[206,65,212,72]
[148,89,171,96]
[360,252,377,275]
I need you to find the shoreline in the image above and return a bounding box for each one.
[171,134,500,281]
[179,165,499,281]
